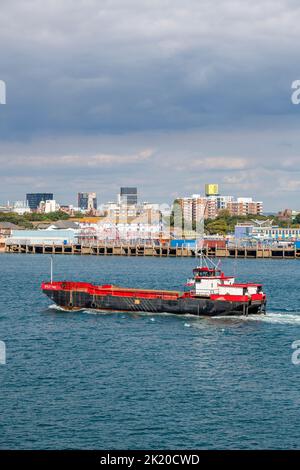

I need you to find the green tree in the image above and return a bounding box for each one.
[294,213,300,225]
[206,219,228,235]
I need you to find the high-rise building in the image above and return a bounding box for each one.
[78,192,97,211]
[215,195,234,210]
[176,188,263,222]
[226,198,263,216]
[26,193,53,210]
[198,197,218,220]
[176,197,193,222]
[119,187,138,205]
[176,195,217,224]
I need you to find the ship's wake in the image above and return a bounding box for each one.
[213,312,300,325]
[48,304,68,311]
[47,304,86,313]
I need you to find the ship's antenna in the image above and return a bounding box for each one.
[197,199,208,267]
[50,255,53,284]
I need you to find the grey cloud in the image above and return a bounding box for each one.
[0,1,300,209]
[0,148,154,168]
[0,127,299,210]
[0,0,300,137]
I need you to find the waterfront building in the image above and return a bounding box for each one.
[8,229,77,245]
[78,192,97,211]
[234,222,300,240]
[0,222,21,238]
[0,222,22,252]
[26,193,53,210]
[77,221,161,242]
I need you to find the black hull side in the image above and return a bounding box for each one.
[43,289,265,316]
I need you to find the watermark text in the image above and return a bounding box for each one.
[0,80,6,105]
[0,341,6,364]
[291,340,300,365]
[291,80,300,104]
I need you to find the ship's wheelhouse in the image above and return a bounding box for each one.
[193,267,222,278]
[185,261,265,302]
[191,266,234,297]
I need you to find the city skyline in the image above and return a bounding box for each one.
[1,183,265,212]
[0,1,300,210]
[1,1,300,458]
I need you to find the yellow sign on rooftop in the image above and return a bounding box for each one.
[205,184,219,196]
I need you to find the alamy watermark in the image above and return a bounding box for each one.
[291,340,300,365]
[0,341,6,365]
[0,80,6,105]
[0,81,6,358]
[291,80,300,104]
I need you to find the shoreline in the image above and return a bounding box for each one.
[3,242,300,259]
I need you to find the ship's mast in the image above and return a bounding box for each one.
[50,255,53,284]
[195,200,221,272]
[196,199,207,268]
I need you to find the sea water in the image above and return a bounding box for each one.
[0,254,300,449]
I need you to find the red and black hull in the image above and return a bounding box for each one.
[42,282,266,317]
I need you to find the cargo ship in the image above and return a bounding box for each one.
[41,261,266,316]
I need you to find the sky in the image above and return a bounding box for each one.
[0,0,300,210]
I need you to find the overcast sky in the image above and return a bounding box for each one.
[0,0,300,210]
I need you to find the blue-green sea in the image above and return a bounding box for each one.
[0,254,300,449]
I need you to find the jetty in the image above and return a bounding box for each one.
[4,241,300,259]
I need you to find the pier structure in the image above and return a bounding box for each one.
[5,241,300,259]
